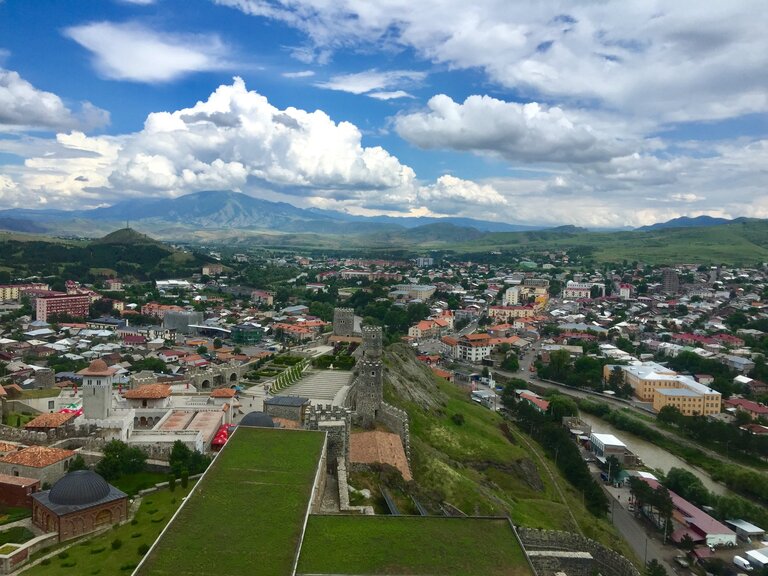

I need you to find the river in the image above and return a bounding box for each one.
[578,412,728,495]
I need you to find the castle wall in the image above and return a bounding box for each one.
[518,528,641,576]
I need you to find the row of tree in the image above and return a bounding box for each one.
[505,393,608,517]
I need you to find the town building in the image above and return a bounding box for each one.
[0,446,77,486]
[32,470,128,542]
[606,362,721,416]
[35,294,90,322]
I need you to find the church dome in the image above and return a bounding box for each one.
[49,470,111,505]
[239,411,275,428]
[87,359,109,372]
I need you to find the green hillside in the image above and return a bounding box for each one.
[0,228,211,280]
[381,345,635,560]
[455,219,768,264]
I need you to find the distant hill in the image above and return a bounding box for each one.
[92,227,168,247]
[638,215,744,231]
[0,190,543,238]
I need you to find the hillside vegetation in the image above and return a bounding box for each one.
[381,344,635,560]
[0,229,211,280]
[457,220,768,264]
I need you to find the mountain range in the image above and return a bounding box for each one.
[0,190,756,243]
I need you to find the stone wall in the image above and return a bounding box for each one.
[305,404,351,470]
[336,457,374,515]
[526,550,593,576]
[518,528,640,576]
[378,402,411,463]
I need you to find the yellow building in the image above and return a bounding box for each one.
[605,361,721,416]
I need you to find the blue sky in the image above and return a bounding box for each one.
[0,0,767,227]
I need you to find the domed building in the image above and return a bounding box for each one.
[31,470,128,541]
[239,411,275,428]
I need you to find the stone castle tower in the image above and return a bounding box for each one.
[332,307,355,337]
[77,359,116,420]
[356,326,383,427]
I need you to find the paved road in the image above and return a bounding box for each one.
[604,486,676,574]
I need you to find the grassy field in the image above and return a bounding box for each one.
[454,221,768,264]
[135,427,325,576]
[0,507,31,526]
[298,516,530,576]
[0,526,34,546]
[111,472,169,496]
[380,347,639,564]
[22,483,194,576]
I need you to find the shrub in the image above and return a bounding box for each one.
[137,543,150,556]
[90,546,106,554]
[41,558,51,566]
[451,413,465,426]
[61,561,77,567]
[58,551,69,559]
[130,519,138,525]
[111,538,123,550]
[168,475,176,492]
[120,563,138,571]
[130,532,141,539]
[180,469,189,489]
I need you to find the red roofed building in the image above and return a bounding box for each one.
[0,473,40,508]
[724,398,768,419]
[0,445,77,485]
[640,478,736,547]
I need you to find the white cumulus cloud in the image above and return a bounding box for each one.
[64,21,232,83]
[0,69,109,132]
[396,94,628,163]
[215,0,768,124]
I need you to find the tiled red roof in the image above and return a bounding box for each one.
[0,445,74,468]
[24,412,76,429]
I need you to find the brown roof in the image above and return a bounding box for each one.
[0,445,75,468]
[210,387,236,398]
[0,472,40,487]
[24,412,77,429]
[349,430,412,481]
[124,384,171,399]
[0,442,20,453]
[0,384,5,397]
[77,358,117,376]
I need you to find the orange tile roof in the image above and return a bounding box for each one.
[24,412,76,429]
[0,384,5,397]
[210,387,236,398]
[0,472,39,487]
[350,431,411,481]
[124,384,171,399]
[0,442,19,453]
[0,445,75,468]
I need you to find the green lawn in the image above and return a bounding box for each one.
[111,472,169,496]
[0,507,32,526]
[21,483,194,576]
[135,427,325,576]
[0,526,34,546]
[298,516,530,576]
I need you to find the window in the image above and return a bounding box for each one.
[48,400,55,410]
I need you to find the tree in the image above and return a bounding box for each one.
[646,559,668,576]
[546,395,579,421]
[213,338,222,349]
[657,405,683,426]
[606,455,622,483]
[679,534,695,553]
[608,366,624,389]
[68,454,88,473]
[169,440,211,477]
[196,345,208,355]
[95,440,146,481]
[501,353,519,372]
